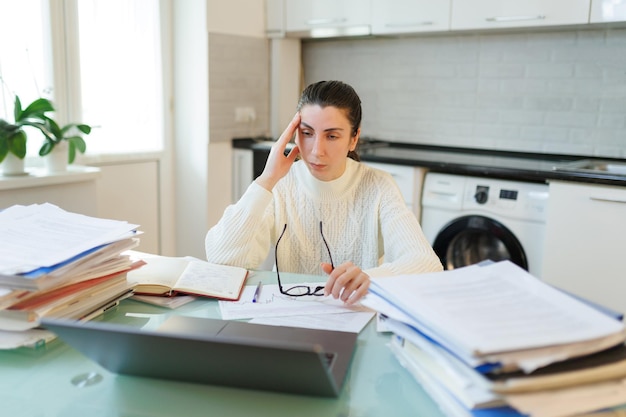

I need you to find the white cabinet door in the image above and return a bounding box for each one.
[451,0,591,30]
[232,149,254,203]
[285,0,371,36]
[542,181,626,314]
[371,0,451,34]
[266,0,285,37]
[362,161,427,220]
[96,161,160,254]
[590,0,626,22]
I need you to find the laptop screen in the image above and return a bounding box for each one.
[41,316,357,397]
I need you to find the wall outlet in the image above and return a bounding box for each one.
[235,106,256,123]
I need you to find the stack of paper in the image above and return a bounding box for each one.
[363,260,626,417]
[0,203,141,348]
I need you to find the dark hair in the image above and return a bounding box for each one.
[296,80,362,161]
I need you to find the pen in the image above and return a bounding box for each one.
[252,281,263,303]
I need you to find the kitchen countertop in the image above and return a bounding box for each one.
[358,141,626,187]
[232,137,626,187]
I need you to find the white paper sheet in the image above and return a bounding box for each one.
[0,329,56,349]
[0,203,138,274]
[249,311,375,333]
[219,283,370,320]
[368,261,625,355]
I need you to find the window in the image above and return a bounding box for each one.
[0,0,52,156]
[76,0,164,155]
[0,0,164,159]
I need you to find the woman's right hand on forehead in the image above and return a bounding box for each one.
[255,113,301,192]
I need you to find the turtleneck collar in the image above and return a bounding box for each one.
[293,158,360,201]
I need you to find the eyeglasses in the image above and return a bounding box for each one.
[275,221,335,297]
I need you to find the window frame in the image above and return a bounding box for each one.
[13,0,172,166]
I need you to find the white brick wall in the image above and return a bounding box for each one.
[302,28,626,158]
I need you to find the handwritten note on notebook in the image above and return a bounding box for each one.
[127,255,248,301]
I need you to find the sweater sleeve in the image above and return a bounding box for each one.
[363,174,443,278]
[205,181,275,269]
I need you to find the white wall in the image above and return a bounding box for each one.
[270,38,302,138]
[302,28,626,158]
[172,0,269,259]
[173,0,210,259]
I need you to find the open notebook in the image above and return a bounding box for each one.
[41,315,358,397]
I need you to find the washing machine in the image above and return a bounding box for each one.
[421,173,549,278]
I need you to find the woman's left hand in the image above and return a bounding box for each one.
[321,261,370,305]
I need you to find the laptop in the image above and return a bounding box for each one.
[41,315,358,397]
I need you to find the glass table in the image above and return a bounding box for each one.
[0,270,444,417]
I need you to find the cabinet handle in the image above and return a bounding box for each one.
[486,15,546,23]
[385,21,434,28]
[306,18,347,26]
[590,196,626,204]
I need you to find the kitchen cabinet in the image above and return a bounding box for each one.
[362,161,427,221]
[542,180,626,313]
[450,0,591,30]
[266,0,285,37]
[590,0,626,23]
[94,160,160,254]
[284,0,371,37]
[371,0,451,34]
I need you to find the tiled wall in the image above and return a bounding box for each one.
[302,28,626,158]
[208,33,270,142]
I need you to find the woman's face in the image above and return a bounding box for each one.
[295,104,359,182]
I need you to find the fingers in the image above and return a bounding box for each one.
[273,113,300,161]
[323,261,370,305]
[276,112,300,148]
[255,114,301,191]
[285,144,300,162]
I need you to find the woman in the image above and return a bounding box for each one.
[206,80,442,305]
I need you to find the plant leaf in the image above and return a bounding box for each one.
[68,136,86,154]
[68,141,76,164]
[43,117,63,139]
[77,124,91,134]
[20,98,54,120]
[8,130,27,158]
[0,139,8,163]
[0,120,19,138]
[39,140,55,156]
[13,96,23,122]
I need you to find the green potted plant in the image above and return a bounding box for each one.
[38,116,92,171]
[0,96,53,175]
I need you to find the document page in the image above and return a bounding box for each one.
[0,204,138,274]
[369,261,625,355]
[249,312,375,333]
[219,283,370,320]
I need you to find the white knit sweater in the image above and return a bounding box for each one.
[205,158,443,278]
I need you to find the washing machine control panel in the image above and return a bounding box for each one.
[474,185,519,204]
[474,186,490,204]
[465,179,548,222]
[421,173,549,222]
[499,189,519,200]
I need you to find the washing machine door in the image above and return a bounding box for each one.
[432,215,528,271]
